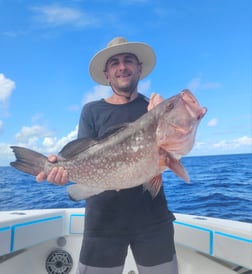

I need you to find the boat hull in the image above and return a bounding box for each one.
[0,208,251,274]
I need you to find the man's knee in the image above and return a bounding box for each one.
[137,254,178,274]
[76,261,124,274]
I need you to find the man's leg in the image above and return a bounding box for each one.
[136,254,178,274]
[131,222,178,274]
[76,261,124,274]
[76,236,129,274]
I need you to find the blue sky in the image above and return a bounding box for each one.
[0,0,251,166]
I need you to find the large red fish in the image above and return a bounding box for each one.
[10,89,207,200]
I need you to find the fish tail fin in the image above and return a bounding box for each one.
[10,146,47,176]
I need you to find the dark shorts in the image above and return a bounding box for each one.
[79,221,176,268]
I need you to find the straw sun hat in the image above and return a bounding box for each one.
[89,37,156,85]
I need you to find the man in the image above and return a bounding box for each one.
[37,37,179,274]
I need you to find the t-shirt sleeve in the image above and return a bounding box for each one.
[77,104,97,139]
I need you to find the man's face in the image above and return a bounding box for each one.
[104,53,142,93]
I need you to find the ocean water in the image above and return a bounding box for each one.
[0,153,251,223]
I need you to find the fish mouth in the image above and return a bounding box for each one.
[181,90,207,120]
[184,103,207,120]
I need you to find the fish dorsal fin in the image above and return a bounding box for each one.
[59,124,129,159]
[59,138,98,159]
[99,123,128,139]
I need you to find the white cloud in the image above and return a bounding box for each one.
[48,126,78,154]
[13,124,78,154]
[213,136,252,150]
[139,79,151,95]
[42,136,57,147]
[15,125,53,144]
[3,30,27,38]
[189,136,252,156]
[207,118,218,127]
[0,73,16,107]
[31,112,44,123]
[32,4,98,28]
[3,124,73,165]
[0,74,16,133]
[201,82,221,89]
[82,85,111,105]
[238,136,252,145]
[187,76,221,91]
[187,76,201,91]
[0,124,78,165]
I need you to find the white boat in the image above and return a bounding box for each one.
[0,208,251,274]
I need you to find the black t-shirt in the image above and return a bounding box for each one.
[77,94,175,237]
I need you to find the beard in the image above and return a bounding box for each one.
[118,81,137,93]
[113,75,139,94]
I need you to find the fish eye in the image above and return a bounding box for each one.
[166,103,174,111]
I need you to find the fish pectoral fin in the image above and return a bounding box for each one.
[164,152,190,183]
[143,174,162,199]
[67,185,105,201]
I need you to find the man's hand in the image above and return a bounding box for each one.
[148,93,164,111]
[36,155,69,185]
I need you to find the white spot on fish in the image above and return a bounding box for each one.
[131,146,139,152]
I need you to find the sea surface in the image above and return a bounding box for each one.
[0,153,251,223]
